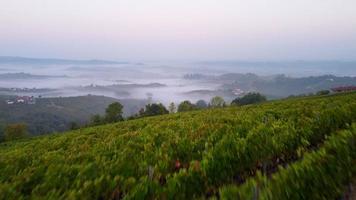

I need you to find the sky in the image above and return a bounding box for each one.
[1,0,356,61]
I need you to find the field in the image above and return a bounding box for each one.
[0,92,355,199]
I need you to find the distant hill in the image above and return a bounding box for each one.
[0,56,126,65]
[196,60,356,77]
[184,73,356,99]
[221,74,356,98]
[0,95,147,135]
[198,60,356,67]
[0,72,67,79]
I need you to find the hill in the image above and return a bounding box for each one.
[0,95,147,136]
[0,56,125,65]
[0,92,355,199]
[0,72,66,79]
[184,73,356,99]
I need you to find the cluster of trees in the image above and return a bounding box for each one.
[231,92,267,106]
[94,93,267,124]
[88,93,267,126]
[90,102,124,126]
[316,90,331,95]
[175,93,267,112]
[128,103,169,119]
[176,96,227,112]
[0,123,28,142]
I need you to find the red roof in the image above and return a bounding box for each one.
[15,96,34,101]
[331,86,356,92]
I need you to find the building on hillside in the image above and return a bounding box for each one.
[6,100,14,105]
[5,96,36,105]
[331,86,356,93]
[232,88,244,96]
[16,98,25,103]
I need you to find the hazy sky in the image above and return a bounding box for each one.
[1,0,356,61]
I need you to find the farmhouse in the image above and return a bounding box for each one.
[331,86,356,93]
[16,97,25,103]
[5,96,36,105]
[232,88,244,96]
[6,100,14,105]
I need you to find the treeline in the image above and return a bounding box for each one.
[85,92,267,126]
[76,89,339,130]
[0,123,28,142]
[287,89,331,98]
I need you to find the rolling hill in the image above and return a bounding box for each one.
[0,92,355,199]
[0,95,147,136]
[0,56,125,65]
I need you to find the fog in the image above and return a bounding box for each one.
[0,62,219,104]
[0,60,355,105]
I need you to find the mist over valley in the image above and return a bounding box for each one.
[1,57,355,105]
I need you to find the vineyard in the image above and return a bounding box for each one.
[0,92,355,199]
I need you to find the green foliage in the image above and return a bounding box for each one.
[0,123,5,142]
[316,89,330,95]
[68,122,79,130]
[232,92,267,106]
[90,114,103,126]
[141,103,169,117]
[88,102,125,126]
[104,102,124,123]
[195,99,208,109]
[4,123,28,141]
[0,92,355,199]
[177,100,196,112]
[209,96,225,108]
[219,125,356,200]
[168,102,176,113]
[127,103,169,120]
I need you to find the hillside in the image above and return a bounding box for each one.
[0,93,355,199]
[0,95,147,136]
[0,72,66,79]
[184,73,356,99]
[0,56,125,65]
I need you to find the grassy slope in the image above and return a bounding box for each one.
[0,95,147,135]
[0,92,355,199]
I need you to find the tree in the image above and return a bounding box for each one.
[141,103,169,117]
[0,123,5,142]
[177,100,196,112]
[139,108,145,116]
[195,100,208,109]
[231,92,267,106]
[209,96,225,108]
[105,102,124,123]
[316,90,330,96]
[4,123,28,141]
[168,102,176,113]
[90,114,103,126]
[146,92,153,104]
[69,122,79,130]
